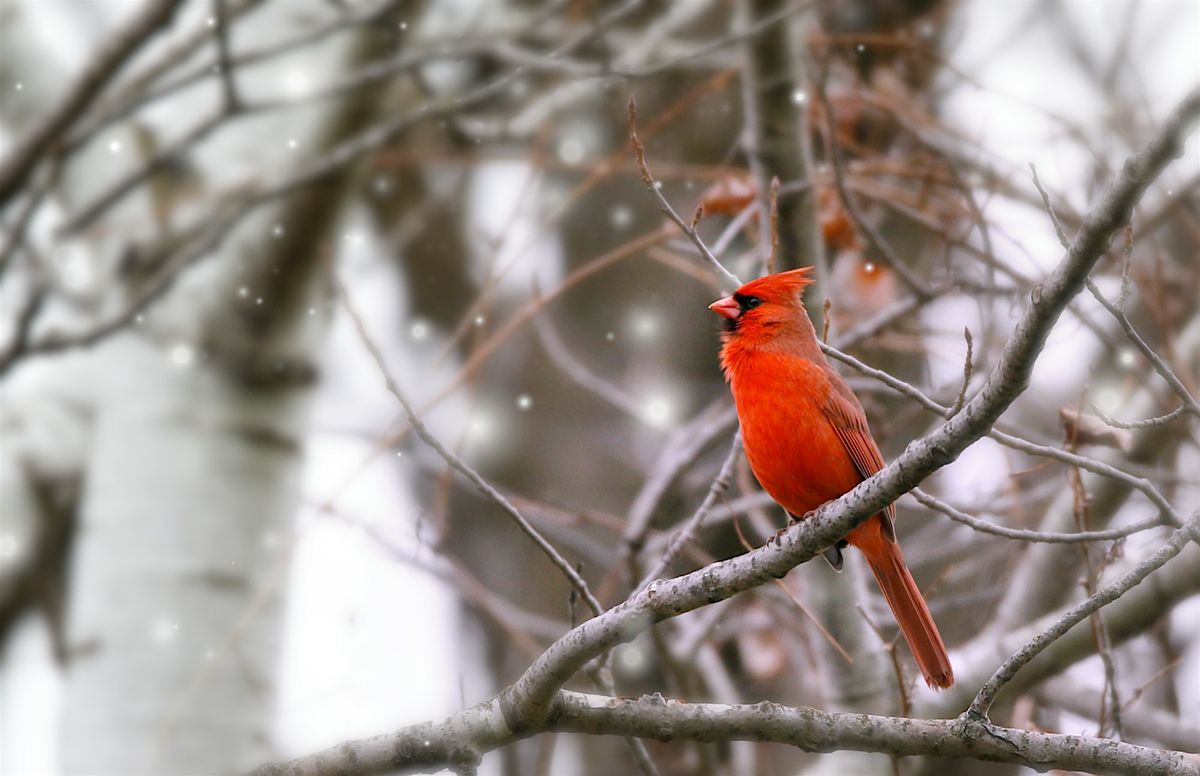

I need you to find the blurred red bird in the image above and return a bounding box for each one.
[710,267,954,689]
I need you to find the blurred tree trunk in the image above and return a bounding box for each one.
[44,12,406,771]
[59,338,313,773]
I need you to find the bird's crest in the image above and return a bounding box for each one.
[734,267,814,305]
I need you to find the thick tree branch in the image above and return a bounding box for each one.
[249,691,1200,776]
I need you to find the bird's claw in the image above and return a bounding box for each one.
[766,524,791,547]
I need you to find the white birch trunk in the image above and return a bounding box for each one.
[59,334,312,774]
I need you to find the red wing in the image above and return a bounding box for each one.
[821,392,898,538]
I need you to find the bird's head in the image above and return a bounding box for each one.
[708,267,815,338]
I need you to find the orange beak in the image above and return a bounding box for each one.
[709,296,740,320]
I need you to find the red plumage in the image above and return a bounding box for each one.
[711,267,954,689]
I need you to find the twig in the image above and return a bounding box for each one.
[0,202,244,377]
[637,434,741,590]
[1030,163,1072,249]
[336,276,604,618]
[1035,675,1200,754]
[967,509,1200,719]
[210,0,241,111]
[910,489,1163,544]
[810,56,931,297]
[1095,404,1188,430]
[727,492,854,664]
[0,156,62,275]
[0,0,186,208]
[950,327,974,416]
[65,0,273,146]
[627,96,741,290]
[1031,164,1199,422]
[621,402,739,556]
[1065,388,1125,741]
[767,175,780,274]
[61,111,230,236]
[1086,277,1200,420]
[531,308,644,420]
[1118,223,1134,311]
[856,605,911,717]
[0,284,49,369]
[820,341,1183,526]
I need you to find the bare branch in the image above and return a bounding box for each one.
[210,0,241,111]
[950,326,974,416]
[968,509,1200,718]
[910,488,1163,544]
[1036,676,1200,753]
[1086,277,1200,420]
[819,340,1183,525]
[627,96,741,290]
[336,277,604,618]
[0,0,186,208]
[637,434,741,589]
[811,57,931,297]
[250,690,1200,776]
[1096,404,1189,430]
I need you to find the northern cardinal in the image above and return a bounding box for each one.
[710,267,954,689]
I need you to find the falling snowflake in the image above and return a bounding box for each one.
[468,412,492,442]
[283,69,310,99]
[558,136,585,165]
[59,247,93,292]
[630,310,659,341]
[615,643,648,677]
[150,617,179,645]
[641,396,673,428]
[169,344,194,367]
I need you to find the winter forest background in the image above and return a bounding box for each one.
[1,1,1198,774]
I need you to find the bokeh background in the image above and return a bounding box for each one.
[1,1,1198,774]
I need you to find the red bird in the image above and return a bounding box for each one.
[710,267,954,689]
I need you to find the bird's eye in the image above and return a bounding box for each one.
[744,296,763,309]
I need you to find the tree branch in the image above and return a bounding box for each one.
[967,509,1200,718]
[0,0,185,208]
[249,691,1200,776]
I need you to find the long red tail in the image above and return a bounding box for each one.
[854,520,954,689]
